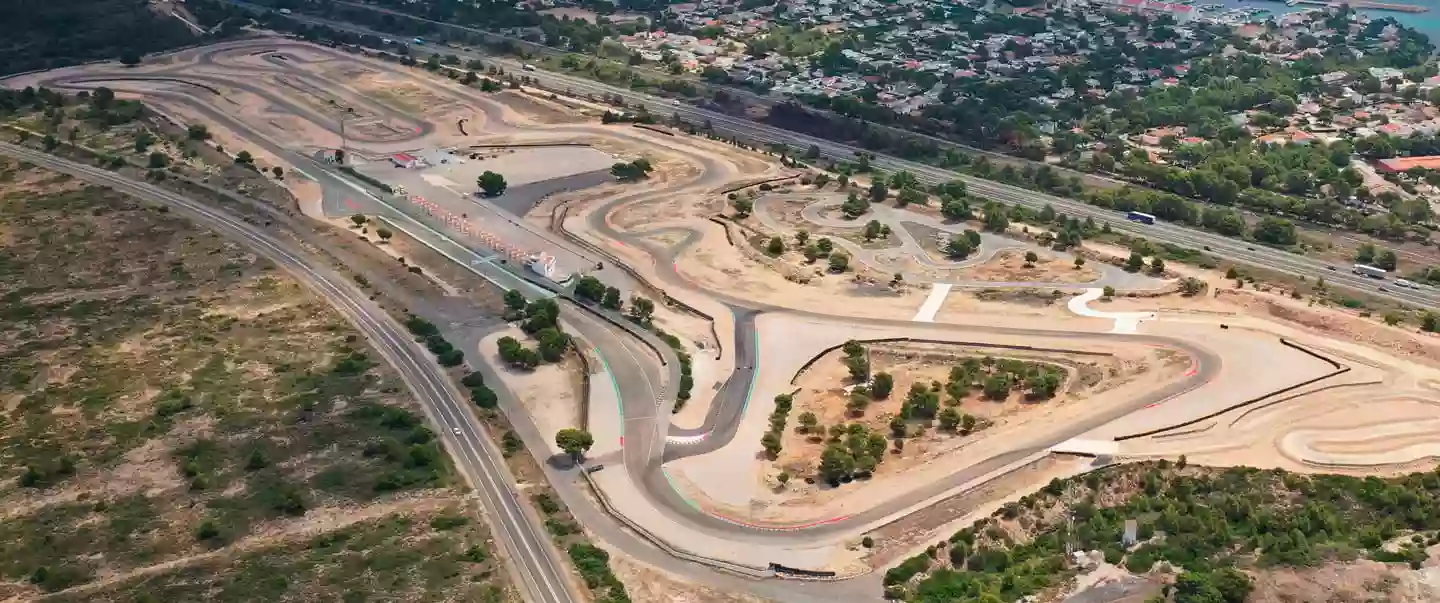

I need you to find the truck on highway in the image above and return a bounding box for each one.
[413,37,425,45]
[1126,211,1156,225]
[1353,264,1388,279]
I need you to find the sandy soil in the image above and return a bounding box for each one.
[959,249,1102,284]
[756,340,1176,514]
[860,454,1093,570]
[608,555,773,603]
[481,328,585,455]
[45,38,1440,572]
[771,343,1108,484]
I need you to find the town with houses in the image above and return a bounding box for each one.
[561,0,1440,215]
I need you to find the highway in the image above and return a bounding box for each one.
[23,39,1219,544]
[232,2,1440,311]
[9,39,1408,598]
[0,142,581,603]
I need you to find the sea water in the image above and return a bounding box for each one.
[1219,0,1440,44]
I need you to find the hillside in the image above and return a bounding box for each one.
[0,0,203,75]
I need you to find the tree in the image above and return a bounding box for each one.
[601,287,623,311]
[478,171,507,196]
[186,124,210,140]
[1126,252,1145,272]
[766,236,785,255]
[960,413,977,433]
[147,151,168,169]
[1252,217,1298,246]
[939,407,962,431]
[1376,249,1399,271]
[982,374,1012,400]
[1024,251,1039,265]
[1150,258,1166,275]
[1179,277,1206,296]
[828,252,850,272]
[536,328,570,363]
[777,471,791,486]
[941,197,971,222]
[628,296,656,325]
[945,236,973,259]
[575,275,606,303]
[760,432,782,458]
[503,289,527,315]
[864,220,883,241]
[234,150,253,165]
[872,372,894,399]
[611,159,653,181]
[841,192,869,219]
[1074,257,1086,269]
[897,188,926,207]
[1102,285,1116,298]
[818,444,854,483]
[120,50,141,66]
[869,179,889,202]
[731,196,754,217]
[350,214,367,227]
[1355,243,1377,264]
[796,230,810,246]
[1026,371,1062,399]
[798,412,819,433]
[555,428,595,462]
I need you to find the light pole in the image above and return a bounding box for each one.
[338,106,355,163]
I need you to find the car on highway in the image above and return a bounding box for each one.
[452,427,462,435]
[1326,265,1336,271]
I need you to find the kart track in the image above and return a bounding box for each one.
[9,37,1440,602]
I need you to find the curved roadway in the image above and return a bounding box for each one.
[14,39,1226,575]
[0,142,579,603]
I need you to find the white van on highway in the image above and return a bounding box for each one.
[1395,278,1417,289]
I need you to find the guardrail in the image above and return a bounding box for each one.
[1114,338,1348,441]
[789,337,1114,386]
[551,201,723,359]
[632,123,676,137]
[717,174,798,195]
[707,216,736,247]
[578,471,774,579]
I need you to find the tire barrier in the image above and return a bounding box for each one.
[632,123,676,136]
[707,216,736,247]
[717,174,798,196]
[768,563,838,579]
[789,337,1114,386]
[578,472,773,579]
[1114,338,1349,441]
[55,75,222,95]
[551,203,723,360]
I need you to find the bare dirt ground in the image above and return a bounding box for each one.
[33,38,1440,599]
[762,341,1175,512]
[480,328,585,455]
[609,555,773,603]
[959,249,1102,284]
[0,160,513,601]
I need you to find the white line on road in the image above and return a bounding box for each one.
[1067,288,1156,334]
[911,283,952,322]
